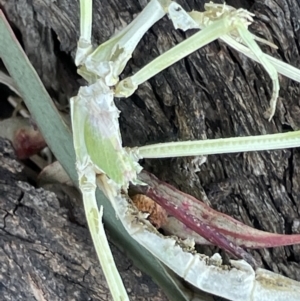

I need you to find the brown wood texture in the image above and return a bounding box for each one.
[1,0,300,298]
[0,137,168,300]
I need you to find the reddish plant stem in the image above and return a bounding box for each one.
[136,171,256,265]
[145,182,257,266]
[136,171,300,265]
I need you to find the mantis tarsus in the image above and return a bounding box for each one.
[71,0,300,300]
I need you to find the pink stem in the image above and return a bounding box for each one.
[138,171,300,263]
[137,171,256,265]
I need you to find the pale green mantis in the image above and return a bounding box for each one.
[71,0,300,300]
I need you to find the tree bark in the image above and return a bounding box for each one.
[0,137,168,300]
[1,0,300,298]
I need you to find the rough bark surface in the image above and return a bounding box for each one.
[1,0,300,298]
[0,137,168,301]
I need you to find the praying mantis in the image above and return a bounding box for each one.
[70,0,300,300]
